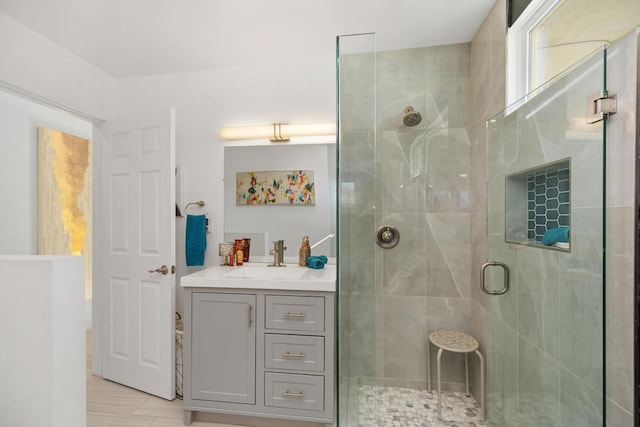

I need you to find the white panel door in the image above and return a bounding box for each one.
[101,109,176,399]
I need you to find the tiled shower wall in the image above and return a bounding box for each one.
[340,43,472,391]
[468,2,636,425]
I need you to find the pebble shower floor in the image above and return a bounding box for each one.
[357,385,486,427]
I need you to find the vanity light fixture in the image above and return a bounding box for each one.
[219,122,335,142]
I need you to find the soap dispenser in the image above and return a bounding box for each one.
[299,236,311,267]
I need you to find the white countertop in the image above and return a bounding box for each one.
[180,262,336,292]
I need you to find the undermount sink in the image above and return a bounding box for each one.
[180,261,336,292]
[223,265,310,280]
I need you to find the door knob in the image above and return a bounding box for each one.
[148,265,169,275]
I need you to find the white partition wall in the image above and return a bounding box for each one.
[0,255,86,427]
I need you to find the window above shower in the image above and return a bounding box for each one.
[507,0,640,106]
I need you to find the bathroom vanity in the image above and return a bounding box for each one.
[181,262,335,426]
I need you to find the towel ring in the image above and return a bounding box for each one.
[185,200,205,212]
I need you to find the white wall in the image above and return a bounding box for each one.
[0,90,93,255]
[0,11,116,120]
[0,256,86,427]
[115,58,336,314]
[0,8,337,317]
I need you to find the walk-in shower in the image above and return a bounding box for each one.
[336,31,612,426]
[336,33,482,426]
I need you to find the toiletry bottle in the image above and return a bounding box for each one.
[235,239,244,266]
[229,252,234,266]
[299,236,311,267]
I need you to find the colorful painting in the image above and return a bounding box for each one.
[236,170,315,205]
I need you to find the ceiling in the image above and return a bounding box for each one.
[0,0,496,78]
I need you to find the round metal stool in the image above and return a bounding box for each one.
[426,330,485,421]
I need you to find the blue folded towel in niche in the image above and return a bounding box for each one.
[186,214,207,266]
[307,255,328,269]
[542,226,570,246]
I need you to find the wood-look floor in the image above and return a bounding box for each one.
[86,332,244,427]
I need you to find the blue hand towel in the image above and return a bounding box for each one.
[186,214,207,266]
[542,226,569,246]
[307,255,328,269]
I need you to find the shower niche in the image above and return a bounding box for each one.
[505,158,570,250]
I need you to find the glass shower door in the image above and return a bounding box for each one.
[485,47,607,425]
[336,32,377,427]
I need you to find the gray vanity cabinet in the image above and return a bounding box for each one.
[190,292,256,404]
[183,287,335,426]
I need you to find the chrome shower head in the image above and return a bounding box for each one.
[402,106,422,127]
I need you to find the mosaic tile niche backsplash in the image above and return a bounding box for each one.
[527,163,570,241]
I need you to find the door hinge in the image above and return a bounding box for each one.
[586,91,617,124]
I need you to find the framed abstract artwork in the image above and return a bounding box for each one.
[236,170,315,205]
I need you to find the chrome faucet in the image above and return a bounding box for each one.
[268,240,287,267]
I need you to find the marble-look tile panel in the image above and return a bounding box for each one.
[518,337,560,426]
[377,48,427,129]
[606,397,634,427]
[383,296,427,382]
[469,300,489,404]
[486,312,518,427]
[488,0,507,114]
[516,246,560,358]
[379,212,428,296]
[427,213,471,298]
[339,130,376,215]
[347,295,382,379]
[469,122,487,210]
[605,206,634,413]
[558,209,604,393]
[485,211,519,330]
[340,212,377,296]
[560,367,603,427]
[377,128,470,214]
[423,128,471,212]
[561,136,603,210]
[339,51,376,131]
[377,129,429,214]
[606,33,637,207]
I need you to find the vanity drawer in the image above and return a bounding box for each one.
[264,372,324,411]
[265,334,324,372]
[265,295,325,332]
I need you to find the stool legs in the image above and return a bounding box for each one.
[426,340,431,391]
[476,349,485,422]
[429,346,485,422]
[436,347,444,420]
[464,353,470,396]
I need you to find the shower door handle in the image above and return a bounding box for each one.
[480,261,509,295]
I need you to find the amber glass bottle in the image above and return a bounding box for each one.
[299,236,311,266]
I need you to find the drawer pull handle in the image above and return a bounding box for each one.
[283,312,306,318]
[282,390,305,399]
[282,352,305,358]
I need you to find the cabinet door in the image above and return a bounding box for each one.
[192,293,256,404]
